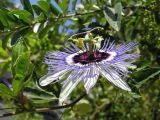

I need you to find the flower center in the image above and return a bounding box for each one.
[73,51,110,64]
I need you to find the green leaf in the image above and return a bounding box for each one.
[59,0,69,13]
[32,5,42,15]
[11,27,31,45]
[139,68,160,87]
[12,40,27,67]
[132,67,160,88]
[0,20,4,30]
[20,0,34,16]
[135,60,152,71]
[2,33,12,49]
[73,100,92,115]
[38,0,50,13]
[7,12,19,22]
[129,92,141,98]
[0,83,13,98]
[85,4,100,11]
[12,52,30,96]
[36,13,45,22]
[0,9,19,29]
[23,87,57,100]
[14,52,30,77]
[32,4,46,17]
[114,2,122,30]
[11,41,33,97]
[24,62,35,83]
[0,9,9,27]
[11,40,28,78]
[12,76,23,96]
[103,3,122,31]
[0,8,18,26]
[38,22,51,39]
[46,0,51,3]
[11,10,32,24]
[50,3,62,16]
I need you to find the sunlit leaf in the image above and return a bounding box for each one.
[12,52,30,96]
[14,52,30,77]
[11,40,27,67]
[23,87,57,100]
[0,8,18,27]
[0,83,13,98]
[85,4,100,10]
[11,10,32,24]
[103,3,122,31]
[38,0,50,13]
[129,92,141,98]
[59,0,69,13]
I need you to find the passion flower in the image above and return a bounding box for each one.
[39,39,138,100]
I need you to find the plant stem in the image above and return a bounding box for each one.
[0,93,87,118]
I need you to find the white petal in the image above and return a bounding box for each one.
[62,70,79,86]
[114,62,137,69]
[65,53,84,67]
[98,66,131,91]
[84,67,99,93]
[59,70,84,102]
[101,39,110,50]
[99,50,117,62]
[39,69,69,86]
[105,51,117,61]
[65,53,78,65]
[116,42,137,55]
[112,62,128,72]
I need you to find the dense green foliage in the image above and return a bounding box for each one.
[0,0,160,119]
